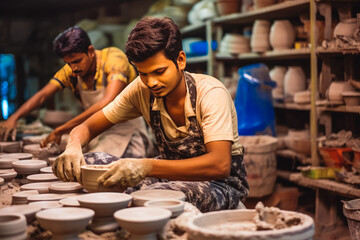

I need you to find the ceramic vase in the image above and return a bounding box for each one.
[326,81,355,102]
[270,20,295,50]
[284,66,306,100]
[333,18,357,38]
[251,20,271,53]
[253,0,276,9]
[270,66,287,99]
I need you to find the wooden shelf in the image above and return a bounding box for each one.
[317,47,360,55]
[216,48,310,62]
[186,55,209,64]
[274,102,311,111]
[274,102,360,113]
[180,23,206,37]
[213,0,310,25]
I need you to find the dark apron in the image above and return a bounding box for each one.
[125,72,249,212]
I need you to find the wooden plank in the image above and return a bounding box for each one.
[289,173,360,198]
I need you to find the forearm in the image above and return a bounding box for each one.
[67,124,92,149]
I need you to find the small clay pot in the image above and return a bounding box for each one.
[216,0,241,16]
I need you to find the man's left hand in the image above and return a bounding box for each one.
[41,130,62,148]
[97,158,152,188]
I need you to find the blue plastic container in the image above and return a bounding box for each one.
[234,63,277,136]
[189,40,217,56]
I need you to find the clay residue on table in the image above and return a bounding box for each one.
[254,202,302,230]
[0,179,20,208]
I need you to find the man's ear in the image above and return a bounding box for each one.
[177,51,186,70]
[88,45,95,58]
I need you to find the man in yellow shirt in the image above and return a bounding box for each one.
[0,26,151,159]
[53,18,248,212]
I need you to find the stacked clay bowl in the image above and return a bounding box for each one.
[0,214,27,239]
[12,160,47,175]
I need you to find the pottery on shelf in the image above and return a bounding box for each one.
[269,66,287,100]
[130,189,186,207]
[326,81,355,102]
[293,90,311,104]
[215,0,241,16]
[333,18,357,38]
[269,20,295,50]
[250,20,271,53]
[0,205,42,223]
[144,199,185,218]
[0,213,27,240]
[283,66,307,100]
[36,207,94,240]
[81,165,126,193]
[253,0,276,9]
[12,159,47,175]
[342,91,360,106]
[77,192,132,234]
[114,207,172,240]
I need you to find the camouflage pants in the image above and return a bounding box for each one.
[83,152,247,213]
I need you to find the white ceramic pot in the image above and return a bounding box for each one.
[270,66,287,99]
[333,18,357,38]
[326,81,355,102]
[270,20,295,50]
[284,66,306,99]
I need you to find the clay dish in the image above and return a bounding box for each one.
[114,207,171,240]
[21,181,60,193]
[27,193,68,202]
[77,192,132,217]
[0,213,27,239]
[59,195,86,207]
[144,199,185,218]
[49,182,84,194]
[0,169,17,181]
[0,205,42,223]
[12,159,47,175]
[36,207,94,240]
[48,156,57,166]
[27,173,58,183]
[12,190,39,205]
[0,141,22,153]
[29,201,63,210]
[130,189,186,207]
[0,153,33,160]
[81,165,126,193]
[0,177,3,185]
[187,209,314,240]
[0,157,18,169]
[40,166,53,173]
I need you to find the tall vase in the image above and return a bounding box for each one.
[284,66,306,101]
[250,20,271,53]
[269,20,295,50]
[270,66,287,99]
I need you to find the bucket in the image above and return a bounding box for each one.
[343,199,360,240]
[187,209,315,240]
[235,63,277,136]
[239,135,278,198]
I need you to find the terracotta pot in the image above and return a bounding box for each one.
[333,18,357,38]
[269,20,295,50]
[326,81,355,102]
[216,0,241,16]
[251,20,271,53]
[253,0,276,9]
[269,66,287,99]
[284,66,306,99]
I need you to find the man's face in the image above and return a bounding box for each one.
[62,49,94,78]
[134,51,186,98]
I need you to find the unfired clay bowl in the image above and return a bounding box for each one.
[20,181,60,193]
[27,173,58,183]
[0,141,22,153]
[0,157,18,169]
[0,177,3,185]
[36,207,94,240]
[29,201,63,210]
[49,182,83,194]
[27,193,68,202]
[0,213,27,239]
[187,209,314,240]
[114,207,172,240]
[0,205,42,223]
[144,199,185,218]
[0,169,17,181]
[12,159,47,175]
[77,192,132,234]
[0,153,33,160]
[130,189,186,207]
[12,190,39,205]
[40,166,53,173]
[81,165,126,193]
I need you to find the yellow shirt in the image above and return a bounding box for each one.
[103,72,242,155]
[50,47,136,101]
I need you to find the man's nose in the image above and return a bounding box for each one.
[147,76,158,88]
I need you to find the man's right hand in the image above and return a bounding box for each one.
[52,145,86,184]
[0,119,17,141]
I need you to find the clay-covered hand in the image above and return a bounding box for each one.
[0,119,17,141]
[40,130,62,148]
[52,145,85,183]
[97,158,152,188]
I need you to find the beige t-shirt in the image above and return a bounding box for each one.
[103,72,242,155]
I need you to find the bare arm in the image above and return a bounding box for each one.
[0,82,60,141]
[41,80,126,147]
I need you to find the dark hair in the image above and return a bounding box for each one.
[53,26,91,58]
[125,17,182,67]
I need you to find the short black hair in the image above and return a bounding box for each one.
[53,26,91,58]
[125,17,182,67]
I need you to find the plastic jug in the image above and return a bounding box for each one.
[234,63,276,136]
